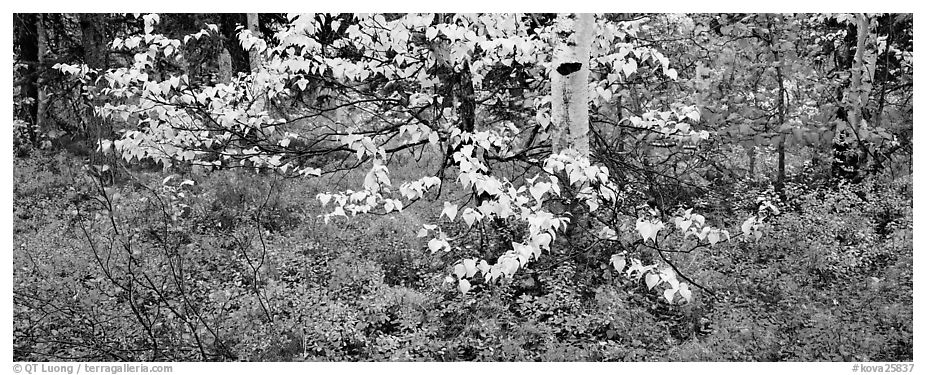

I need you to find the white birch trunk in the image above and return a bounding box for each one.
[551,13,594,159]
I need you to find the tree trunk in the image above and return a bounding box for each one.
[246,13,263,73]
[79,13,107,69]
[832,13,872,181]
[78,13,110,157]
[551,13,594,159]
[848,14,870,134]
[37,14,48,135]
[220,13,250,75]
[15,13,39,144]
[773,49,787,193]
[549,13,595,246]
[216,48,233,83]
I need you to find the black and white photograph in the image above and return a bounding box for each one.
[9,9,915,369]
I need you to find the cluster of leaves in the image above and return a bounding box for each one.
[14,152,912,361]
[17,12,912,362]
[49,13,763,303]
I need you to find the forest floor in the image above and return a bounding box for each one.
[13,151,913,361]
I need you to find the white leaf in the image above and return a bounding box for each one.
[532,232,552,250]
[428,238,445,253]
[663,288,677,304]
[635,218,664,243]
[463,258,477,278]
[696,226,711,241]
[599,226,617,240]
[678,283,692,302]
[610,254,626,272]
[454,263,466,279]
[417,228,429,238]
[458,279,471,295]
[679,219,692,233]
[691,214,705,227]
[461,208,481,227]
[742,216,757,236]
[296,78,309,91]
[477,260,490,275]
[529,182,550,204]
[708,230,721,246]
[441,202,458,221]
[622,57,637,78]
[645,273,660,290]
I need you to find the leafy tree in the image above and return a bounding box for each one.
[53,13,805,304]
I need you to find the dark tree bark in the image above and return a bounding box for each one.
[220,13,250,75]
[78,13,108,69]
[15,13,39,143]
[37,14,48,134]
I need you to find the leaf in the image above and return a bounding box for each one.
[458,279,471,295]
[296,78,309,91]
[645,273,660,290]
[463,258,477,278]
[529,182,550,204]
[678,283,692,303]
[441,202,458,221]
[622,57,637,78]
[535,111,551,128]
[477,260,490,275]
[696,226,711,241]
[663,288,677,304]
[417,228,429,238]
[428,238,447,253]
[599,226,617,240]
[454,263,466,279]
[691,214,705,227]
[597,86,613,101]
[461,208,481,227]
[707,230,721,245]
[741,216,757,237]
[677,218,692,233]
[425,27,438,40]
[610,254,626,272]
[635,218,664,243]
